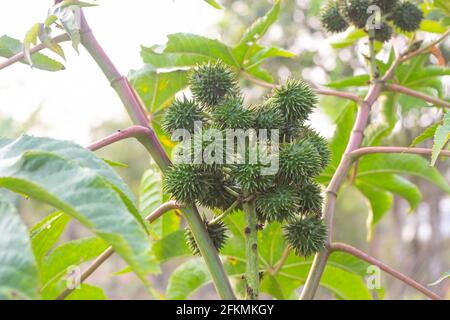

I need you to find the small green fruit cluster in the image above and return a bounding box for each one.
[163,61,329,257]
[320,0,423,42]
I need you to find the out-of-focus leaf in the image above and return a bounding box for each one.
[431,113,450,165]
[30,211,71,263]
[0,35,64,71]
[330,28,366,49]
[319,102,357,184]
[419,20,447,34]
[153,230,190,261]
[0,196,39,300]
[238,0,281,46]
[65,284,107,300]
[129,66,189,113]
[0,136,156,282]
[434,0,450,15]
[355,181,393,238]
[139,164,180,239]
[358,174,422,212]
[204,0,222,9]
[165,33,239,67]
[23,23,41,66]
[326,74,369,89]
[38,25,65,60]
[411,123,440,147]
[358,154,450,193]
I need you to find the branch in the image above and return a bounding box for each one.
[385,84,450,109]
[401,28,450,63]
[87,125,154,151]
[330,242,443,300]
[243,198,259,300]
[240,70,363,104]
[0,33,70,71]
[350,147,450,160]
[300,83,383,300]
[78,10,236,299]
[56,201,181,300]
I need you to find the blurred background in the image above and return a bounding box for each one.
[0,0,449,299]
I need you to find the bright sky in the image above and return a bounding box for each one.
[0,0,222,144]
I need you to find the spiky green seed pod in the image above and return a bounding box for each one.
[278,140,322,184]
[297,181,324,215]
[391,2,423,32]
[339,0,371,29]
[373,22,393,43]
[162,96,204,135]
[372,0,398,13]
[197,171,237,210]
[212,96,255,130]
[296,126,331,169]
[164,164,213,204]
[254,103,284,132]
[186,219,229,255]
[190,61,240,108]
[231,163,274,193]
[320,1,349,33]
[270,79,317,123]
[256,185,300,222]
[283,215,327,257]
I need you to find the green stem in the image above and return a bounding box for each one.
[243,198,259,300]
[368,29,379,80]
[78,10,235,300]
[211,199,240,225]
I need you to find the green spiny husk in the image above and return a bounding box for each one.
[162,96,204,135]
[212,96,255,130]
[297,180,324,215]
[391,1,423,32]
[190,61,240,108]
[339,0,371,29]
[186,219,229,255]
[256,185,300,222]
[283,215,327,257]
[320,0,349,33]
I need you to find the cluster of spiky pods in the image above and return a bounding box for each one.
[163,61,330,258]
[320,0,424,42]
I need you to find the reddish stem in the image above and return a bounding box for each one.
[330,242,442,300]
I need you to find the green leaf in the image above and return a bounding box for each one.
[140,46,210,69]
[139,165,180,239]
[238,0,281,45]
[358,154,450,193]
[65,284,107,300]
[38,25,65,61]
[419,20,447,34]
[429,270,450,286]
[204,0,222,9]
[326,75,369,89]
[0,136,156,282]
[411,123,440,147]
[434,0,450,16]
[0,35,65,71]
[23,23,41,66]
[319,102,357,183]
[41,237,109,285]
[129,66,189,113]
[153,230,190,262]
[30,211,71,263]
[431,113,450,165]
[355,181,394,237]
[330,28,366,49]
[0,196,39,300]
[358,174,422,212]
[164,33,239,67]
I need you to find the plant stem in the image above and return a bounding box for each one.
[78,10,235,300]
[210,199,241,225]
[243,198,259,300]
[330,242,442,300]
[56,201,180,300]
[350,147,450,159]
[300,84,382,300]
[368,29,379,80]
[240,70,363,104]
[0,33,70,71]
[87,125,155,151]
[272,247,290,275]
[385,84,450,109]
